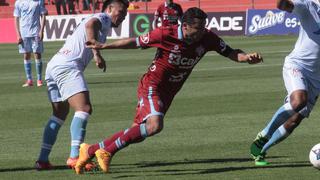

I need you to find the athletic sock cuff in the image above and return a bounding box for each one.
[74,111,90,120]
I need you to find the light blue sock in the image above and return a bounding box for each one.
[24,60,32,80]
[38,116,64,162]
[35,59,42,81]
[261,103,294,139]
[261,125,289,153]
[70,111,89,158]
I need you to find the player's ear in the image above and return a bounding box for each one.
[107,3,113,13]
[182,22,188,30]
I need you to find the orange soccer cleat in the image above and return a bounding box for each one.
[74,143,92,174]
[95,149,112,173]
[67,156,96,171]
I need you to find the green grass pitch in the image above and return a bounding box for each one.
[0,35,320,179]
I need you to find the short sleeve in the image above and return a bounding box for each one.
[13,1,20,17]
[136,28,163,49]
[206,31,233,57]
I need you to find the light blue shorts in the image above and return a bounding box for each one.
[283,61,320,117]
[45,60,88,102]
[18,37,43,54]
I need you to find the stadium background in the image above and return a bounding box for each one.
[1,1,320,179]
[0,0,299,43]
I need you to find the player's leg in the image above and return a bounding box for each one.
[53,67,92,167]
[35,78,69,169]
[251,62,308,165]
[20,38,33,87]
[261,77,319,154]
[75,87,167,174]
[67,91,92,162]
[75,116,162,174]
[33,36,44,87]
[261,113,304,154]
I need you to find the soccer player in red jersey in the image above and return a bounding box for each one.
[152,0,183,29]
[75,7,263,174]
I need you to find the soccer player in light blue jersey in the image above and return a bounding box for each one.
[14,0,47,87]
[34,0,129,170]
[251,0,320,166]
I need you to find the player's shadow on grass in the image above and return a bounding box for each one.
[0,165,70,173]
[111,157,311,178]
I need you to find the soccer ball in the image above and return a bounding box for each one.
[309,143,320,169]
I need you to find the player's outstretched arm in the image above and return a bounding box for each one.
[86,38,138,49]
[228,49,263,64]
[277,0,294,12]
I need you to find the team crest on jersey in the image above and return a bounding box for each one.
[140,33,150,44]
[195,46,205,56]
[220,40,227,52]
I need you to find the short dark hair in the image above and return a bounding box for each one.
[182,7,207,25]
[101,0,129,12]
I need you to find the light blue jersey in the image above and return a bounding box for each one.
[49,13,112,72]
[45,13,112,101]
[13,0,47,38]
[286,0,320,75]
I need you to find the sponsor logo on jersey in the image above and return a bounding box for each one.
[195,46,205,57]
[168,53,201,69]
[169,72,187,82]
[220,40,227,52]
[140,33,150,44]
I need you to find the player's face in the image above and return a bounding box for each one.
[182,18,206,44]
[108,2,128,27]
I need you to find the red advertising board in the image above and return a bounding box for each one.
[0,18,16,43]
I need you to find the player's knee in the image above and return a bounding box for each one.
[146,117,163,136]
[80,104,93,115]
[290,93,307,112]
[284,114,304,133]
[285,119,301,133]
[52,110,69,120]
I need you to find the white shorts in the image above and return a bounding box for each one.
[18,37,43,54]
[283,61,320,117]
[45,57,88,102]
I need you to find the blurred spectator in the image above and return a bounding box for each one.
[82,0,91,10]
[152,0,183,29]
[67,0,75,14]
[74,0,82,13]
[55,0,68,14]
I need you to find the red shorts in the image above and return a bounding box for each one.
[133,84,174,124]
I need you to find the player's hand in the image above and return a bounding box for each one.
[246,52,263,64]
[17,36,23,45]
[86,40,104,49]
[39,32,44,41]
[94,54,106,72]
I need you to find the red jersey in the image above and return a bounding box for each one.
[136,25,233,97]
[154,2,183,27]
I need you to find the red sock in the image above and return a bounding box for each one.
[105,125,145,155]
[88,130,124,157]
